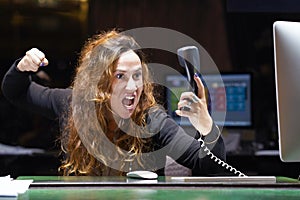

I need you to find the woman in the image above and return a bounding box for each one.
[1,30,225,176]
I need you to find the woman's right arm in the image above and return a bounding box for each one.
[1,48,71,120]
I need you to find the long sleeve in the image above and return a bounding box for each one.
[1,59,71,120]
[147,108,226,175]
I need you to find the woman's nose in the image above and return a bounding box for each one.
[125,77,137,91]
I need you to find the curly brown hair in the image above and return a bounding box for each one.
[59,30,158,175]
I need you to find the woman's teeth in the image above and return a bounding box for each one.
[122,96,135,107]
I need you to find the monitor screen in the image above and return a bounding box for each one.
[165,73,252,128]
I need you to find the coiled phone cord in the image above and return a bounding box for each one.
[199,138,247,177]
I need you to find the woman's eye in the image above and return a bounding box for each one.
[115,73,124,79]
[133,72,142,80]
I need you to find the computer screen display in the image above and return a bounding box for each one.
[165,73,252,128]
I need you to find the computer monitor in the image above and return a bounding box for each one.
[165,73,252,128]
[273,21,300,162]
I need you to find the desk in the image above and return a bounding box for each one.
[16,176,300,200]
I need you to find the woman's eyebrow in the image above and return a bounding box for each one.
[114,68,142,73]
[114,69,126,73]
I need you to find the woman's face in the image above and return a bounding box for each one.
[110,50,143,119]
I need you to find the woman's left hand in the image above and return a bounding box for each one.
[175,74,213,136]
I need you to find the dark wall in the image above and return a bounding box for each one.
[88,0,232,70]
[0,0,88,149]
[226,10,300,149]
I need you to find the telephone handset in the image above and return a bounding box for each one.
[177,46,199,94]
[177,46,211,113]
[177,46,247,177]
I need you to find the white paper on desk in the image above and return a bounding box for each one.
[0,143,44,155]
[0,175,33,197]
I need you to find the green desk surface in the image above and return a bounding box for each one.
[15,176,300,200]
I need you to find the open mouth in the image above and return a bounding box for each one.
[122,95,135,109]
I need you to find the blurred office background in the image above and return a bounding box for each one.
[0,0,299,178]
